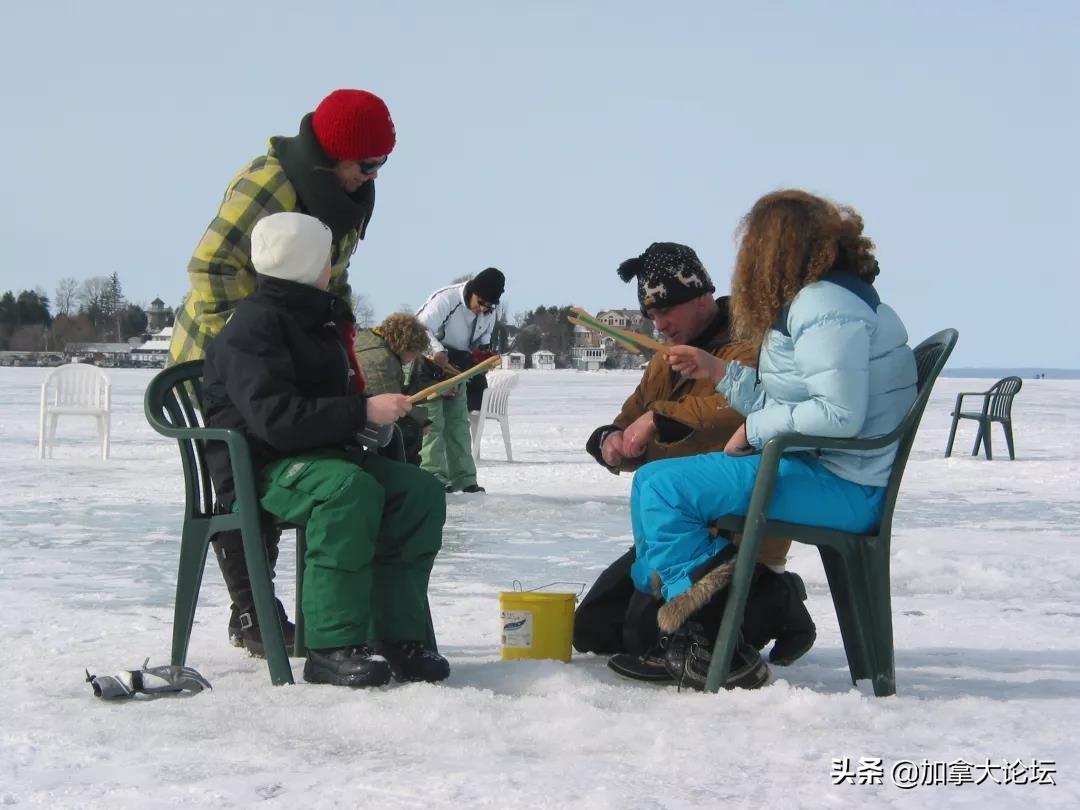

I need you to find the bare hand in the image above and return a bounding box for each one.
[665,345,728,382]
[601,430,625,466]
[724,423,755,456]
[621,412,655,458]
[433,351,450,368]
[366,393,412,425]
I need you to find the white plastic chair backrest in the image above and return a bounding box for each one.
[484,372,519,415]
[44,363,110,410]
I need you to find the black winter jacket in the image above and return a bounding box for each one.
[202,276,368,506]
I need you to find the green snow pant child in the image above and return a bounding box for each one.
[419,383,478,491]
[257,450,446,651]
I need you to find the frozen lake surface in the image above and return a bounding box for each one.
[1,366,1077,807]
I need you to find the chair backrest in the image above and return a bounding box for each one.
[876,329,959,535]
[482,372,519,416]
[144,360,216,520]
[986,376,1022,419]
[43,363,110,410]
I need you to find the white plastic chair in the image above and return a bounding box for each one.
[38,363,112,460]
[469,371,519,462]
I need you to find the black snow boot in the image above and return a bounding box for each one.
[740,567,817,666]
[607,640,674,683]
[215,528,295,657]
[663,621,769,692]
[303,646,392,687]
[376,641,451,683]
[230,601,297,658]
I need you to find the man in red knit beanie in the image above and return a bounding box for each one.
[169,89,398,658]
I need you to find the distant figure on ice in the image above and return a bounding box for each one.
[637,190,917,690]
[354,313,434,466]
[577,242,813,687]
[202,212,449,687]
[169,89,396,656]
[415,268,506,493]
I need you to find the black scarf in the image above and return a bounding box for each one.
[271,113,376,243]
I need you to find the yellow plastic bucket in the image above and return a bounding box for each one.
[499,590,577,662]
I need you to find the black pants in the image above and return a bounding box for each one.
[574,547,771,656]
[573,549,651,655]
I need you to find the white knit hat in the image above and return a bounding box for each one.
[250,212,333,286]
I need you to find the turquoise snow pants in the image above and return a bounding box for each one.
[630,452,885,600]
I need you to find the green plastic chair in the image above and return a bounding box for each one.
[144,360,439,687]
[144,360,302,685]
[944,375,1022,460]
[703,329,959,697]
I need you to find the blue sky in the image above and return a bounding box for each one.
[0,0,1076,366]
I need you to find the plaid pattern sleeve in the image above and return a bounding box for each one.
[169,152,360,365]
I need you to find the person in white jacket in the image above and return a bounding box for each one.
[415,268,505,492]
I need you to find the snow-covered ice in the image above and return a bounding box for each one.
[1,367,1077,808]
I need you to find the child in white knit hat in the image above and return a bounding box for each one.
[202,212,450,687]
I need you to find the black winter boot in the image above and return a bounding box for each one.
[662,622,769,691]
[739,568,817,666]
[215,528,295,657]
[376,641,450,683]
[607,640,674,683]
[304,646,391,687]
[768,572,816,666]
[230,602,297,658]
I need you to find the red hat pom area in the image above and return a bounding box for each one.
[312,89,396,162]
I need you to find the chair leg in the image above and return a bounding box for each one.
[971,424,984,458]
[425,595,439,654]
[240,512,293,685]
[819,541,896,697]
[705,538,760,692]
[944,414,961,458]
[96,414,107,460]
[981,419,993,460]
[1002,421,1016,460]
[38,406,46,460]
[171,518,213,668]
[293,527,306,658]
[500,416,513,462]
[102,413,111,460]
[48,414,59,458]
[472,416,486,462]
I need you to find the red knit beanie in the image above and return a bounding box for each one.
[312,89,396,162]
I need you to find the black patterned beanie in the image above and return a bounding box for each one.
[617,242,715,315]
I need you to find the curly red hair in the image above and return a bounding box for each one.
[730,190,880,345]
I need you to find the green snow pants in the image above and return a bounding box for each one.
[257,450,446,650]
[419,384,478,490]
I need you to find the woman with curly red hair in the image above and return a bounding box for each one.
[630,190,918,690]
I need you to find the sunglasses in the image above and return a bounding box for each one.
[358,156,388,176]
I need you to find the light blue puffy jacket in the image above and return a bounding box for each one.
[717,273,917,487]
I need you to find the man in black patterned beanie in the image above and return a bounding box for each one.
[578,241,815,686]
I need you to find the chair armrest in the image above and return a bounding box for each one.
[147,422,260,498]
[760,424,906,456]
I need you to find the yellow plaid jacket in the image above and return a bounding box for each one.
[169,148,360,364]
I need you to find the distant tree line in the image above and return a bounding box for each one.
[0,273,152,352]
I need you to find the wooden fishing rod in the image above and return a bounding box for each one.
[407,354,503,403]
[567,307,667,353]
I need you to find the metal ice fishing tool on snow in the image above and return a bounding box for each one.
[85,658,212,700]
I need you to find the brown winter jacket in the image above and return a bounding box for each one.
[585,297,790,567]
[585,298,754,473]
